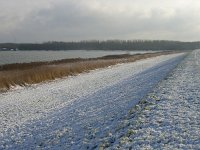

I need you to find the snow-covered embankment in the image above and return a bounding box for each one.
[108,50,200,149]
[0,53,186,149]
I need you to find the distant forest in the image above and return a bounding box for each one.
[0,40,200,51]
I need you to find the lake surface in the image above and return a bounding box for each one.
[0,50,157,65]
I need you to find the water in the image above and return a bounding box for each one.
[0,50,157,65]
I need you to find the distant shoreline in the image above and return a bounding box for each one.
[0,40,199,51]
[0,51,184,92]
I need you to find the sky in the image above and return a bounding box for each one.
[0,0,200,43]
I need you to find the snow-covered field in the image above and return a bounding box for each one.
[0,52,187,149]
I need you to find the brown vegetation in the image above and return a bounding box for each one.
[0,51,179,91]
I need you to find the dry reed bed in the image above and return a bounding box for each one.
[0,51,177,91]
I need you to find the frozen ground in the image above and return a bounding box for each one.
[0,53,186,149]
[105,50,200,149]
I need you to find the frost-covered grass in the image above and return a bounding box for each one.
[106,50,200,149]
[0,53,186,149]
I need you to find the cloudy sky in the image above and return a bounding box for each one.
[1,0,200,43]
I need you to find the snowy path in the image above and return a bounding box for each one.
[0,53,185,149]
[107,50,200,150]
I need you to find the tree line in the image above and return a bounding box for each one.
[0,40,200,51]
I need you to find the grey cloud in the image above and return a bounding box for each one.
[1,0,200,42]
